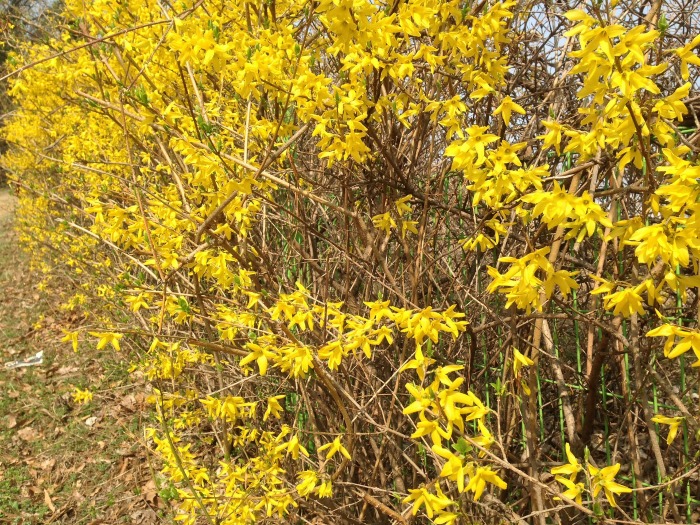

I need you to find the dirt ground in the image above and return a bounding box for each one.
[0,187,14,227]
[0,187,169,524]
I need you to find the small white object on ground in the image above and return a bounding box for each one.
[4,350,44,369]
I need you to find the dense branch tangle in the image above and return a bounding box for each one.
[3,0,700,524]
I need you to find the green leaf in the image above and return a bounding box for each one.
[452,437,471,455]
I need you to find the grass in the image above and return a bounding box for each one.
[0,188,168,524]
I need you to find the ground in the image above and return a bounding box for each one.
[0,187,169,524]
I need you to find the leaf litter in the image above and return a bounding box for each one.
[0,188,169,524]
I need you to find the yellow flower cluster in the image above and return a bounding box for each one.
[4,0,700,522]
[552,443,631,508]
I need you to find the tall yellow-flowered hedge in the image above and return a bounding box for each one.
[3,0,700,523]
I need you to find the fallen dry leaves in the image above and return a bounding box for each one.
[0,188,169,524]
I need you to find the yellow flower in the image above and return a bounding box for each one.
[465,466,507,501]
[296,470,318,497]
[651,414,684,445]
[239,342,276,376]
[554,476,584,504]
[410,413,451,446]
[364,299,392,321]
[401,219,419,239]
[286,434,309,460]
[471,419,495,452]
[432,445,472,493]
[317,436,351,460]
[72,387,93,404]
[512,348,534,377]
[400,344,436,382]
[371,325,395,345]
[403,383,433,418]
[263,395,285,421]
[403,482,454,518]
[61,330,80,352]
[551,443,582,480]
[493,96,525,126]
[538,120,564,154]
[316,480,333,498]
[88,331,123,351]
[600,287,646,317]
[372,212,396,235]
[588,462,632,507]
[395,194,413,217]
[674,34,700,80]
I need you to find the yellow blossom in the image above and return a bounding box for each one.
[88,331,123,351]
[651,414,684,445]
[588,463,632,507]
[512,348,534,377]
[554,476,584,504]
[465,466,507,501]
[61,330,80,352]
[296,471,318,497]
[551,442,583,480]
[72,387,93,404]
[493,96,525,126]
[263,395,285,421]
[317,436,351,460]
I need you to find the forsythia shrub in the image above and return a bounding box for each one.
[3,0,700,523]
